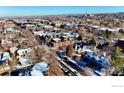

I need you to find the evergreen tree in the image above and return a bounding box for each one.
[90,36,97,46]
[111,46,124,75]
[105,29,109,39]
[113,47,122,57]
[119,29,124,35]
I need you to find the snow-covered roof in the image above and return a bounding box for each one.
[10,47,18,53]
[0,52,10,61]
[32,62,49,73]
[31,70,44,76]
[53,38,61,42]
[5,27,14,32]
[82,46,93,52]
[19,57,31,65]
[17,48,32,55]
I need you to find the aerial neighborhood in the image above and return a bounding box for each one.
[0,12,124,76]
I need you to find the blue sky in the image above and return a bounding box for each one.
[0,6,124,17]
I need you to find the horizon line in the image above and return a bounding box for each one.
[0,11,124,18]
